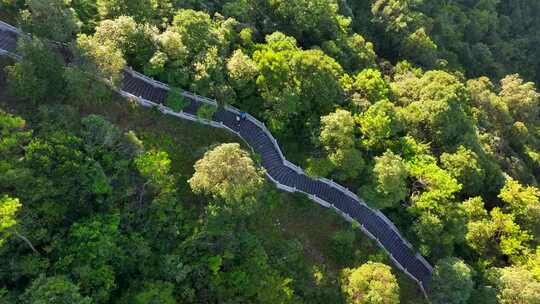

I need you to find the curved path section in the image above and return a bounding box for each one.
[0,21,432,293]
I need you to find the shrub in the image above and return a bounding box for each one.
[197,104,217,121]
[165,88,188,112]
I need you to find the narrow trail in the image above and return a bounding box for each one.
[0,21,433,294]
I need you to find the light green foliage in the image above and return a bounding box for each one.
[65,33,126,103]
[499,178,540,239]
[147,9,236,96]
[227,49,259,99]
[189,143,264,204]
[466,206,531,260]
[360,151,408,209]
[408,158,466,258]
[92,16,157,69]
[357,100,403,152]
[96,0,160,23]
[328,148,365,181]
[527,247,540,281]
[430,257,474,304]
[0,108,31,159]
[347,69,390,104]
[305,157,334,178]
[21,275,92,304]
[75,34,125,86]
[320,109,356,150]
[191,46,230,99]
[135,150,174,194]
[171,9,218,57]
[341,262,399,304]
[441,146,486,196]
[466,76,536,185]
[318,109,364,180]
[2,2,540,303]
[0,195,21,247]
[499,74,540,126]
[6,38,65,104]
[489,266,540,304]
[462,197,488,221]
[20,0,81,42]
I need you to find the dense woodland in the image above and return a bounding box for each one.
[0,0,539,303]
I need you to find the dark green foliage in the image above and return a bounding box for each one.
[5,38,65,104]
[165,88,188,112]
[20,275,92,304]
[196,104,217,121]
[430,258,474,304]
[331,230,356,265]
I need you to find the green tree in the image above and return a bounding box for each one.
[357,100,403,152]
[408,159,466,258]
[92,16,157,69]
[272,0,341,45]
[360,151,408,209]
[171,9,218,58]
[331,230,356,265]
[347,69,390,104]
[64,33,126,103]
[227,49,259,101]
[0,195,21,247]
[397,70,474,151]
[6,38,65,104]
[20,0,81,42]
[401,27,438,67]
[135,150,174,196]
[371,0,424,34]
[341,262,399,304]
[430,257,474,304]
[466,207,531,260]
[254,33,343,135]
[499,178,540,239]
[165,87,188,112]
[189,143,264,205]
[96,0,159,22]
[320,109,356,151]
[127,281,176,304]
[322,33,376,73]
[318,109,364,181]
[54,215,125,303]
[441,146,486,196]
[21,275,91,304]
[499,74,539,125]
[489,266,540,304]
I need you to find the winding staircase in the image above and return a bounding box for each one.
[0,21,433,295]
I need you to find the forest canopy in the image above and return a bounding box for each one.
[0,0,539,303]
